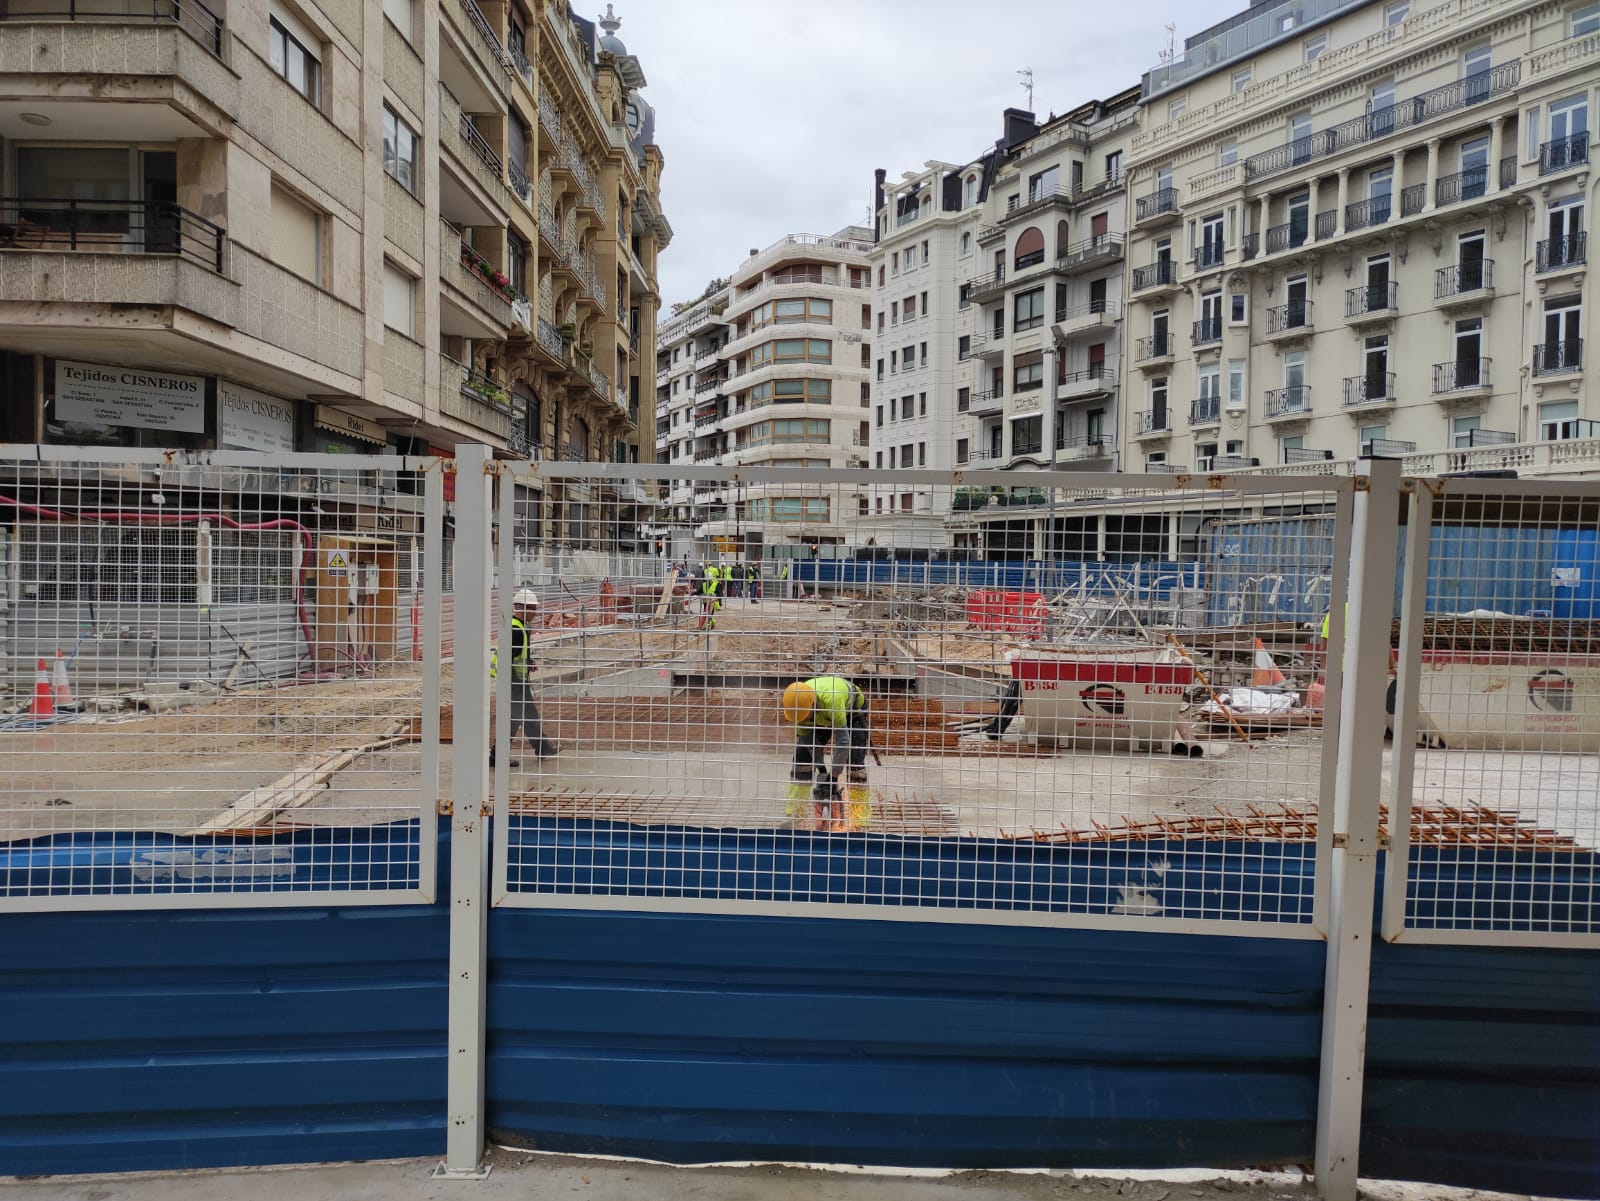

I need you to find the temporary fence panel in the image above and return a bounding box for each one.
[0,446,445,910]
[488,464,1353,940]
[1383,476,1600,947]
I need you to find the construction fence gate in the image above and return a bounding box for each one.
[1,444,1596,1200]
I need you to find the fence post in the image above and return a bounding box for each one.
[1314,458,1402,1201]
[438,444,492,1180]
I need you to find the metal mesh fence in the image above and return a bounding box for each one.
[1386,478,1600,942]
[0,449,443,907]
[489,465,1352,932]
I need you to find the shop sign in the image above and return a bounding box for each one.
[220,383,296,452]
[314,404,386,446]
[55,360,205,432]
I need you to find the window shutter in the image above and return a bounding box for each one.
[270,184,320,283]
[383,261,414,337]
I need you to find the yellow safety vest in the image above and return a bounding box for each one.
[489,616,529,682]
[805,676,862,729]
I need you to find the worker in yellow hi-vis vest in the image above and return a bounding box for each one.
[780,676,877,831]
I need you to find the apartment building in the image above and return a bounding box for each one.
[867,160,985,518]
[1122,0,1595,474]
[0,0,669,485]
[654,229,873,552]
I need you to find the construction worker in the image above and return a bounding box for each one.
[780,676,869,830]
[747,561,760,603]
[490,589,558,767]
[699,562,722,630]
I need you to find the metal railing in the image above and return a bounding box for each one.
[1344,195,1391,232]
[1314,210,1337,240]
[1435,165,1488,208]
[1342,372,1395,406]
[1500,154,1517,189]
[1240,61,1521,184]
[508,39,533,86]
[1189,396,1220,426]
[507,161,532,206]
[1432,358,1490,392]
[1264,385,1312,418]
[1131,260,1176,291]
[458,112,504,181]
[1539,131,1589,175]
[1054,299,1117,324]
[1265,300,1312,334]
[1135,333,1172,361]
[1344,280,1397,318]
[1057,233,1124,269]
[1135,187,1178,222]
[1135,409,1171,435]
[1436,260,1492,297]
[537,91,561,140]
[1058,366,1115,390]
[1193,243,1225,270]
[0,0,224,52]
[1265,220,1308,254]
[457,0,506,67]
[536,315,568,362]
[1401,183,1426,217]
[0,197,224,270]
[1536,232,1586,273]
[1241,232,1259,259]
[1531,339,1582,376]
[1191,317,1222,345]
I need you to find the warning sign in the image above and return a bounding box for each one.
[326,549,350,576]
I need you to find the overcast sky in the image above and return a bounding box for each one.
[612,0,1245,306]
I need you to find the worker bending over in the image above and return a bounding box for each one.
[781,675,869,830]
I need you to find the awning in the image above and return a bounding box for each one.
[314,404,387,446]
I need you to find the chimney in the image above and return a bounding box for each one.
[1002,107,1038,150]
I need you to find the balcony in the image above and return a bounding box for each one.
[1191,316,1222,347]
[966,268,1008,303]
[1241,232,1260,260]
[1400,183,1426,218]
[976,223,1006,245]
[1539,132,1589,176]
[1238,61,1522,186]
[1055,434,1114,462]
[1431,358,1492,400]
[1342,372,1396,408]
[1264,220,1309,255]
[441,221,514,338]
[970,330,1005,358]
[1343,196,1391,233]
[1134,410,1172,438]
[1264,386,1312,420]
[693,372,726,394]
[1131,259,1178,295]
[1264,300,1313,343]
[440,0,509,112]
[969,388,1004,414]
[1002,186,1078,225]
[1434,261,1494,309]
[439,89,510,225]
[1057,366,1116,401]
[507,161,533,212]
[1434,166,1488,209]
[1057,234,1124,273]
[1537,233,1586,275]
[1135,187,1180,226]
[1189,396,1220,428]
[1054,300,1117,340]
[534,315,570,370]
[440,354,512,442]
[693,406,722,432]
[1344,280,1398,327]
[1191,243,1225,272]
[0,198,222,270]
[1134,333,1174,370]
[1532,340,1583,378]
[0,1,235,137]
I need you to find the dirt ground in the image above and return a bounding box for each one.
[0,1149,1571,1201]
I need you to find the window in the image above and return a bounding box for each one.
[957,335,971,360]
[1013,359,1044,392]
[1229,292,1248,324]
[1463,44,1492,103]
[1232,67,1252,92]
[957,387,970,412]
[890,300,899,325]
[1227,359,1246,408]
[956,437,969,464]
[876,405,884,427]
[918,442,926,466]
[383,0,412,40]
[960,231,972,256]
[1196,441,1219,470]
[904,244,919,269]
[1168,97,1187,122]
[903,343,916,369]
[1304,32,1327,61]
[1547,94,1590,171]
[903,295,917,321]
[921,240,929,261]
[899,445,913,468]
[919,393,927,417]
[1105,150,1122,180]
[1575,4,1600,35]
[1540,399,1582,440]
[383,260,415,337]
[1014,226,1045,269]
[1029,165,1060,200]
[862,304,871,328]
[382,104,418,194]
[1198,214,1224,267]
[269,10,321,103]
[965,175,978,206]
[1282,351,1307,410]
[877,312,885,333]
[1014,287,1045,332]
[1290,113,1313,164]
[1218,140,1237,167]
[1451,415,1481,448]
[891,251,899,275]
[269,183,321,283]
[1384,0,1409,24]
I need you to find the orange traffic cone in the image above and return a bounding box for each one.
[1251,638,1287,688]
[30,658,54,717]
[52,649,75,709]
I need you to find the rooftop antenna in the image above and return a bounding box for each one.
[1017,67,1034,111]
[1159,22,1177,65]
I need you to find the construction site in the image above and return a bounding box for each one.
[3,455,1598,906]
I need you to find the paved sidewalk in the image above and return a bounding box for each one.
[0,1149,1552,1201]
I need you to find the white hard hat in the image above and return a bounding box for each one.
[512,589,539,607]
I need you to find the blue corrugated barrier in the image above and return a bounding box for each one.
[2,820,1596,1196]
